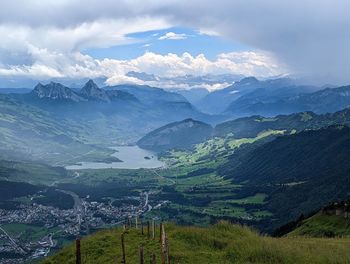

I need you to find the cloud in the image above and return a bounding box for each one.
[0,48,286,89]
[158,32,187,40]
[0,0,349,84]
[197,28,220,37]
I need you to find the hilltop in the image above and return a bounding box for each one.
[137,119,213,151]
[43,222,350,264]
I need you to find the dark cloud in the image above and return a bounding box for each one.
[0,0,350,84]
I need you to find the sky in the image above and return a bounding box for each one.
[0,0,349,89]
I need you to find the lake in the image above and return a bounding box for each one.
[66,145,165,170]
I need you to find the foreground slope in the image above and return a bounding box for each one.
[43,222,350,264]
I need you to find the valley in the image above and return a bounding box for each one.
[1,79,350,263]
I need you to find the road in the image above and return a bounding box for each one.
[56,189,84,226]
[0,226,26,254]
[143,192,152,212]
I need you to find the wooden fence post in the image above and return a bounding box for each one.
[152,220,155,239]
[147,221,150,239]
[121,233,126,264]
[161,224,166,264]
[141,221,144,235]
[75,238,81,264]
[139,246,144,264]
[159,223,163,243]
[165,235,170,264]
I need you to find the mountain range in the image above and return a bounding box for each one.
[195,77,316,114]
[139,107,350,151]
[3,76,350,164]
[0,80,214,163]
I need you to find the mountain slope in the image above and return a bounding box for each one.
[42,222,350,264]
[137,119,213,151]
[287,213,350,238]
[226,84,350,117]
[0,94,112,164]
[219,125,350,229]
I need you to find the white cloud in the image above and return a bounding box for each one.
[158,32,187,40]
[3,0,348,84]
[198,28,220,37]
[0,48,286,90]
[0,0,349,84]
[0,49,286,90]
[0,17,169,65]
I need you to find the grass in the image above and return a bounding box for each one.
[42,222,350,264]
[288,213,350,237]
[228,193,267,205]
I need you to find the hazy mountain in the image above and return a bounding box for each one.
[196,77,260,114]
[105,89,139,102]
[225,84,350,117]
[105,84,188,105]
[198,77,319,115]
[0,93,103,163]
[170,88,209,105]
[31,82,85,102]
[288,85,350,113]
[137,118,213,151]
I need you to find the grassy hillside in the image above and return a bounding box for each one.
[288,213,350,237]
[42,222,350,264]
[218,125,350,230]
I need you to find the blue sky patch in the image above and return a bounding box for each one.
[83,27,249,60]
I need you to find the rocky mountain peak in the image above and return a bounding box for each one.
[32,82,84,102]
[80,80,110,102]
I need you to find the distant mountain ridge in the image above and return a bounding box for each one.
[225,83,350,116]
[196,77,319,114]
[214,107,350,138]
[30,80,138,104]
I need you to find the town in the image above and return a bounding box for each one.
[0,190,162,263]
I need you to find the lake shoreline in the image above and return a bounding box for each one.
[65,145,165,170]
